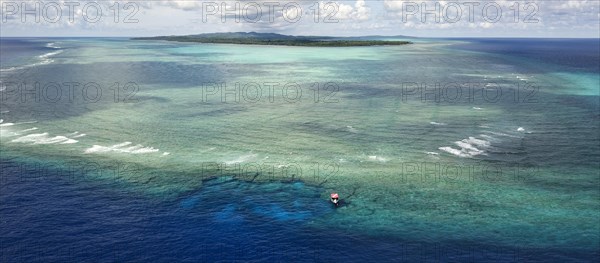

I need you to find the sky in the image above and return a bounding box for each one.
[1,0,599,38]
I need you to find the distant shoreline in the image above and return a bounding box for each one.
[132,32,412,47]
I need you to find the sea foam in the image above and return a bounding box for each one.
[84,142,160,154]
[368,155,388,162]
[440,136,491,158]
[224,153,258,165]
[11,133,78,144]
[0,49,63,72]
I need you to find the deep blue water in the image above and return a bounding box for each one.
[2,160,592,262]
[0,38,57,69]
[449,38,600,73]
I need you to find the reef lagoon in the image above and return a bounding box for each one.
[1,37,599,261]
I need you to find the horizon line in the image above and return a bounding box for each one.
[1,33,599,40]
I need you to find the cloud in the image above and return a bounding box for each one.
[0,0,598,37]
[160,0,202,11]
[329,0,370,21]
[377,0,598,36]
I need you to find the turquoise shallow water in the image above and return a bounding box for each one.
[1,37,599,261]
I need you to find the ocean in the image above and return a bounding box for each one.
[1,37,598,261]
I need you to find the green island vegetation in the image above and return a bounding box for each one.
[133,32,412,47]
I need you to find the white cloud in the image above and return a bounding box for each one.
[0,0,598,37]
[331,0,370,21]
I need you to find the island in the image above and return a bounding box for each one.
[132,32,412,47]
